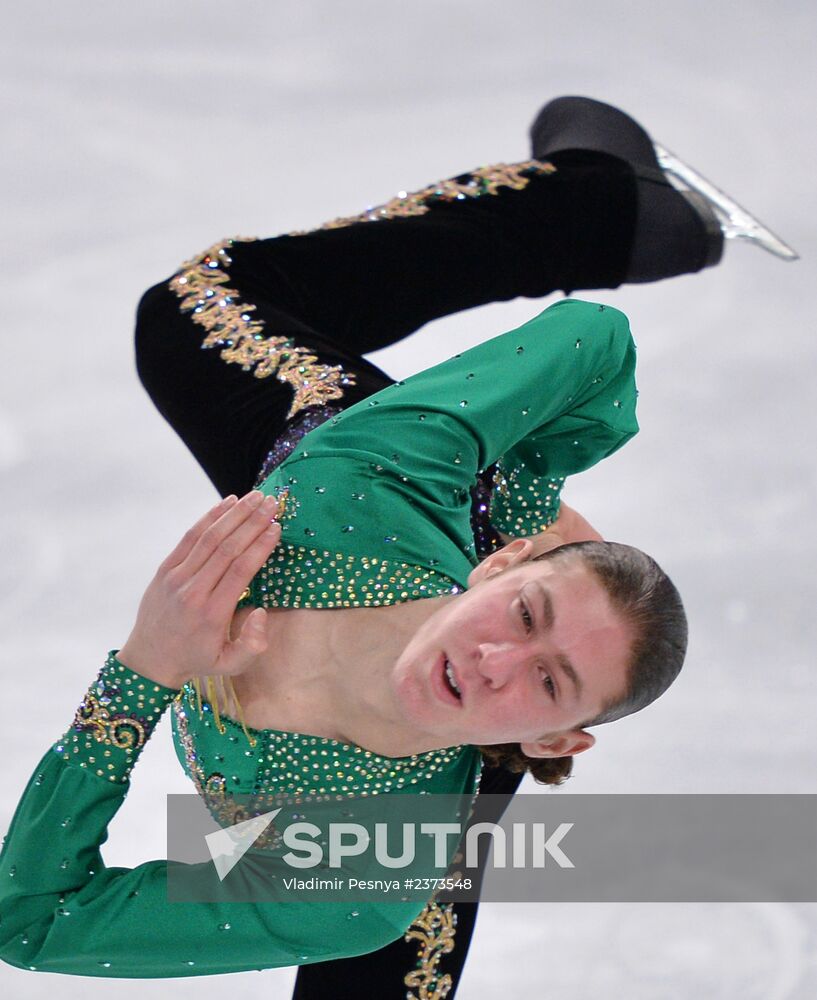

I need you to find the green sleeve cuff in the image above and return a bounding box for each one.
[52,651,180,785]
[489,464,565,537]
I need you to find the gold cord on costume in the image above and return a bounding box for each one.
[191,674,257,748]
[205,677,224,734]
[225,675,257,747]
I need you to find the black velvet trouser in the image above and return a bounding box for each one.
[134,150,639,998]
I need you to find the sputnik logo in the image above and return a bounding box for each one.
[205,808,282,881]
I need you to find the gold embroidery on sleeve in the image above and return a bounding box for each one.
[73,692,147,751]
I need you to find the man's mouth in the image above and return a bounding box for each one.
[444,659,462,698]
[441,656,462,702]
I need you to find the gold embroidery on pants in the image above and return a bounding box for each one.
[404,900,458,999]
[292,159,557,233]
[169,238,355,419]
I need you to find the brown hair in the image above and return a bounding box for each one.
[476,540,688,786]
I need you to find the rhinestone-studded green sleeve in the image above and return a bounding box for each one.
[484,301,638,536]
[270,298,638,572]
[490,467,567,537]
[52,650,179,784]
[0,655,459,977]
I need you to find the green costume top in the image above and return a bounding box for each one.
[0,298,638,978]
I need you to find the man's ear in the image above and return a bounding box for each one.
[519,729,596,759]
[467,537,534,588]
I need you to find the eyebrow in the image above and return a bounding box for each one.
[534,582,555,630]
[534,582,583,699]
[555,652,583,699]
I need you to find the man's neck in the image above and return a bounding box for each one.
[236,593,459,756]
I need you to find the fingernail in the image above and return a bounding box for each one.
[248,492,264,507]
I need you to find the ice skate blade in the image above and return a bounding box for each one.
[654,143,800,261]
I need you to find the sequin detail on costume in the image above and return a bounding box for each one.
[241,538,463,609]
[72,693,146,751]
[290,160,557,233]
[168,239,356,419]
[253,404,344,487]
[53,652,177,783]
[490,465,566,536]
[470,464,503,559]
[172,686,467,803]
[171,694,280,847]
[241,480,463,609]
[404,900,458,1000]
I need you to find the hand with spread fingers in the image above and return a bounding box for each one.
[116,490,281,689]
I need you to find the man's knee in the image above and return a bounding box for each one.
[133,279,178,392]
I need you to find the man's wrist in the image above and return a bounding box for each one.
[116,642,187,691]
[53,651,180,783]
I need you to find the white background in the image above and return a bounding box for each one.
[1,1,816,996]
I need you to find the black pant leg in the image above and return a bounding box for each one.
[134,275,396,497]
[135,151,638,496]
[227,150,638,356]
[292,762,525,1000]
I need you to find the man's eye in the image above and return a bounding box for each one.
[519,601,533,633]
[540,671,556,699]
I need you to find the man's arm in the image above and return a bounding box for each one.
[0,493,410,977]
[278,298,637,580]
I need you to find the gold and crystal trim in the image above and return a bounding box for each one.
[171,695,280,847]
[404,900,458,1000]
[72,692,147,751]
[168,238,355,419]
[55,655,177,783]
[491,466,511,500]
[291,160,557,234]
[245,538,464,609]
[491,464,566,536]
[172,693,209,794]
[256,728,466,799]
[174,684,466,796]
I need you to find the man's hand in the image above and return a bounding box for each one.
[116,491,281,689]
[497,501,603,558]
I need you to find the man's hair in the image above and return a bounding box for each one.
[477,540,687,786]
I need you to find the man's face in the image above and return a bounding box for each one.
[391,550,633,757]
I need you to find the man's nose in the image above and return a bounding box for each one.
[476,643,525,687]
